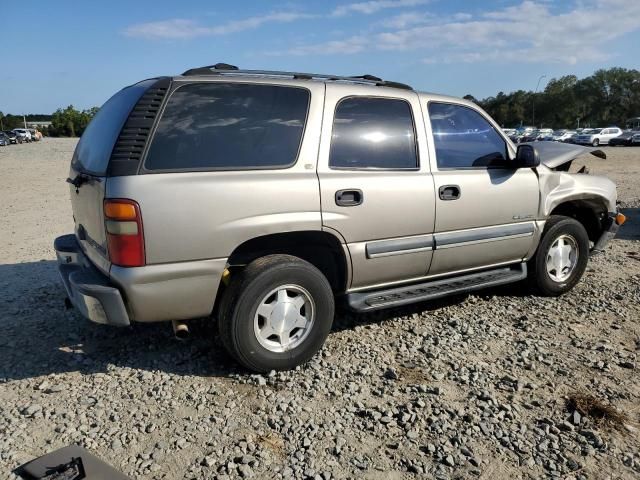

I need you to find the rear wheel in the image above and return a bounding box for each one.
[218,254,335,372]
[529,215,589,296]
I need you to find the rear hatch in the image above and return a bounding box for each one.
[68,79,164,274]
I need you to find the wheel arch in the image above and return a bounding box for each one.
[225,230,350,294]
[548,198,609,242]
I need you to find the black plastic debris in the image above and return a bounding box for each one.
[14,445,130,480]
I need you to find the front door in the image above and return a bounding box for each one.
[425,101,540,276]
[317,84,436,290]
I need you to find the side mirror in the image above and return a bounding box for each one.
[514,144,540,168]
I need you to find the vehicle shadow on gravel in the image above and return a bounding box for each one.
[333,280,533,332]
[617,208,640,240]
[0,260,247,383]
[0,259,550,382]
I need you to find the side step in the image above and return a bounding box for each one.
[346,263,527,312]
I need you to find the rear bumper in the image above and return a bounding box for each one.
[55,234,130,326]
[55,233,228,324]
[591,212,622,255]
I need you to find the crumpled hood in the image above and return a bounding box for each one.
[521,141,606,169]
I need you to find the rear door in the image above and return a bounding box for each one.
[69,79,158,274]
[425,101,539,276]
[317,84,435,290]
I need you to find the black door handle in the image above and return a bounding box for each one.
[439,185,461,200]
[335,189,363,206]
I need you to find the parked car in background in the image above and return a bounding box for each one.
[508,132,522,143]
[520,130,541,142]
[552,130,575,142]
[502,128,517,137]
[536,128,554,140]
[632,132,640,145]
[575,127,622,146]
[0,132,10,146]
[13,128,32,143]
[2,130,18,144]
[29,129,42,141]
[609,130,636,146]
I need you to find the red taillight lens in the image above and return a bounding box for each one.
[104,199,145,267]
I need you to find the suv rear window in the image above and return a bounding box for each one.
[72,79,155,176]
[144,83,310,171]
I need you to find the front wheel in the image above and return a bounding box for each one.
[218,254,335,372]
[592,138,600,147]
[529,216,589,296]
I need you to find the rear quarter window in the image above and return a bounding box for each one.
[72,79,156,176]
[144,83,310,171]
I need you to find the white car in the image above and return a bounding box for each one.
[13,128,32,142]
[553,130,576,142]
[575,127,622,146]
[536,128,554,140]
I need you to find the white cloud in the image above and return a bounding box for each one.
[123,19,211,40]
[284,0,640,64]
[379,12,433,29]
[124,12,314,40]
[332,0,429,17]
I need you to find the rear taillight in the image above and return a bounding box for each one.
[104,199,145,267]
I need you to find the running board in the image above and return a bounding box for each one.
[346,263,527,312]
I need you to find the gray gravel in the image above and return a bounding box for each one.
[1,139,639,479]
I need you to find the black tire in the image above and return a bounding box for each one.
[529,215,589,296]
[592,138,599,147]
[218,254,335,372]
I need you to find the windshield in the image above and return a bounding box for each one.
[71,79,156,176]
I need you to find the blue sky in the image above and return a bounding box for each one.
[2,0,640,113]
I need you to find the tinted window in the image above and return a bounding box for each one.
[428,103,508,169]
[145,83,309,171]
[72,79,155,175]
[330,97,417,169]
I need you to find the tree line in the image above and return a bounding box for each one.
[0,106,99,137]
[466,67,640,129]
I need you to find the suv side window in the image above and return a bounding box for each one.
[428,102,509,169]
[330,97,417,169]
[145,83,310,171]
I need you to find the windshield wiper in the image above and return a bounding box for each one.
[66,173,92,189]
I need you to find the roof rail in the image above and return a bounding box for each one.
[182,63,239,76]
[180,65,413,90]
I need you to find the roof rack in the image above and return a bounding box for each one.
[181,64,413,90]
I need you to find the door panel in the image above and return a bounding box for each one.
[432,169,539,232]
[425,101,540,276]
[318,84,436,290]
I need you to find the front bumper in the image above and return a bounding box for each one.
[55,234,130,326]
[591,212,623,255]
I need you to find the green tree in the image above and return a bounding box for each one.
[50,105,99,137]
[472,67,640,129]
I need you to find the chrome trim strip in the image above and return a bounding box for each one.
[436,232,534,249]
[368,246,433,258]
[435,222,534,248]
[366,235,433,259]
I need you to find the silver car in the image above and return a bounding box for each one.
[54,65,624,372]
[575,127,623,146]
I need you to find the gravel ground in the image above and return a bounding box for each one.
[1,138,639,480]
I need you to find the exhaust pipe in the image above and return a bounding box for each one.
[172,320,190,340]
